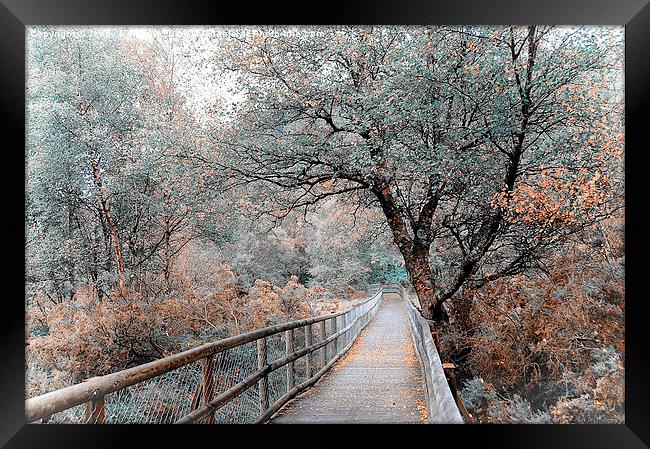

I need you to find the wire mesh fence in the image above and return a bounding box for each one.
[106,359,202,423]
[292,327,308,386]
[28,290,384,424]
[210,340,259,423]
[311,322,326,373]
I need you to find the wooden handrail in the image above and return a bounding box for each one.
[400,287,464,424]
[442,363,474,424]
[254,326,360,424]
[174,310,369,423]
[25,290,382,424]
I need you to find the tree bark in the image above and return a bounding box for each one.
[404,245,443,321]
[372,177,445,322]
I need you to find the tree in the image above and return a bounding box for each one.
[27,28,139,297]
[27,28,209,300]
[207,25,623,323]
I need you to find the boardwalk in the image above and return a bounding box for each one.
[270,292,428,424]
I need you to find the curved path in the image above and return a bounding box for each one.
[270,292,428,424]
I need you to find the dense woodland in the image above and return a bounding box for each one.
[26,26,624,423]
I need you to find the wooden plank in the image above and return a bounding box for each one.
[85,395,104,424]
[257,338,269,415]
[331,317,338,354]
[285,329,295,391]
[304,324,313,379]
[200,356,216,424]
[319,321,327,368]
[270,292,428,424]
[402,291,464,424]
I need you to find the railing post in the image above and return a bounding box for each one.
[304,324,313,379]
[85,395,105,424]
[285,329,295,391]
[443,362,473,423]
[331,316,338,354]
[353,308,359,336]
[200,356,216,424]
[257,338,269,415]
[319,320,327,367]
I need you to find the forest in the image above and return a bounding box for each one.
[25,26,624,423]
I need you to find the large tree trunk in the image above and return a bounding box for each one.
[372,178,447,322]
[403,245,446,322]
[372,27,539,325]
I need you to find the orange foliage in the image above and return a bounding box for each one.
[492,163,616,227]
[448,215,624,423]
[26,243,333,397]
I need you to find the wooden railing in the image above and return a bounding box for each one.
[25,290,383,424]
[396,284,465,424]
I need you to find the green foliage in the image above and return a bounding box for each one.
[461,379,553,424]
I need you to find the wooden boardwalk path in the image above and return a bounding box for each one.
[270,292,428,424]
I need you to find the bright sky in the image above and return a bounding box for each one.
[54,25,622,128]
[125,26,242,125]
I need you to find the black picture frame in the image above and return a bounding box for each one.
[1,1,648,447]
